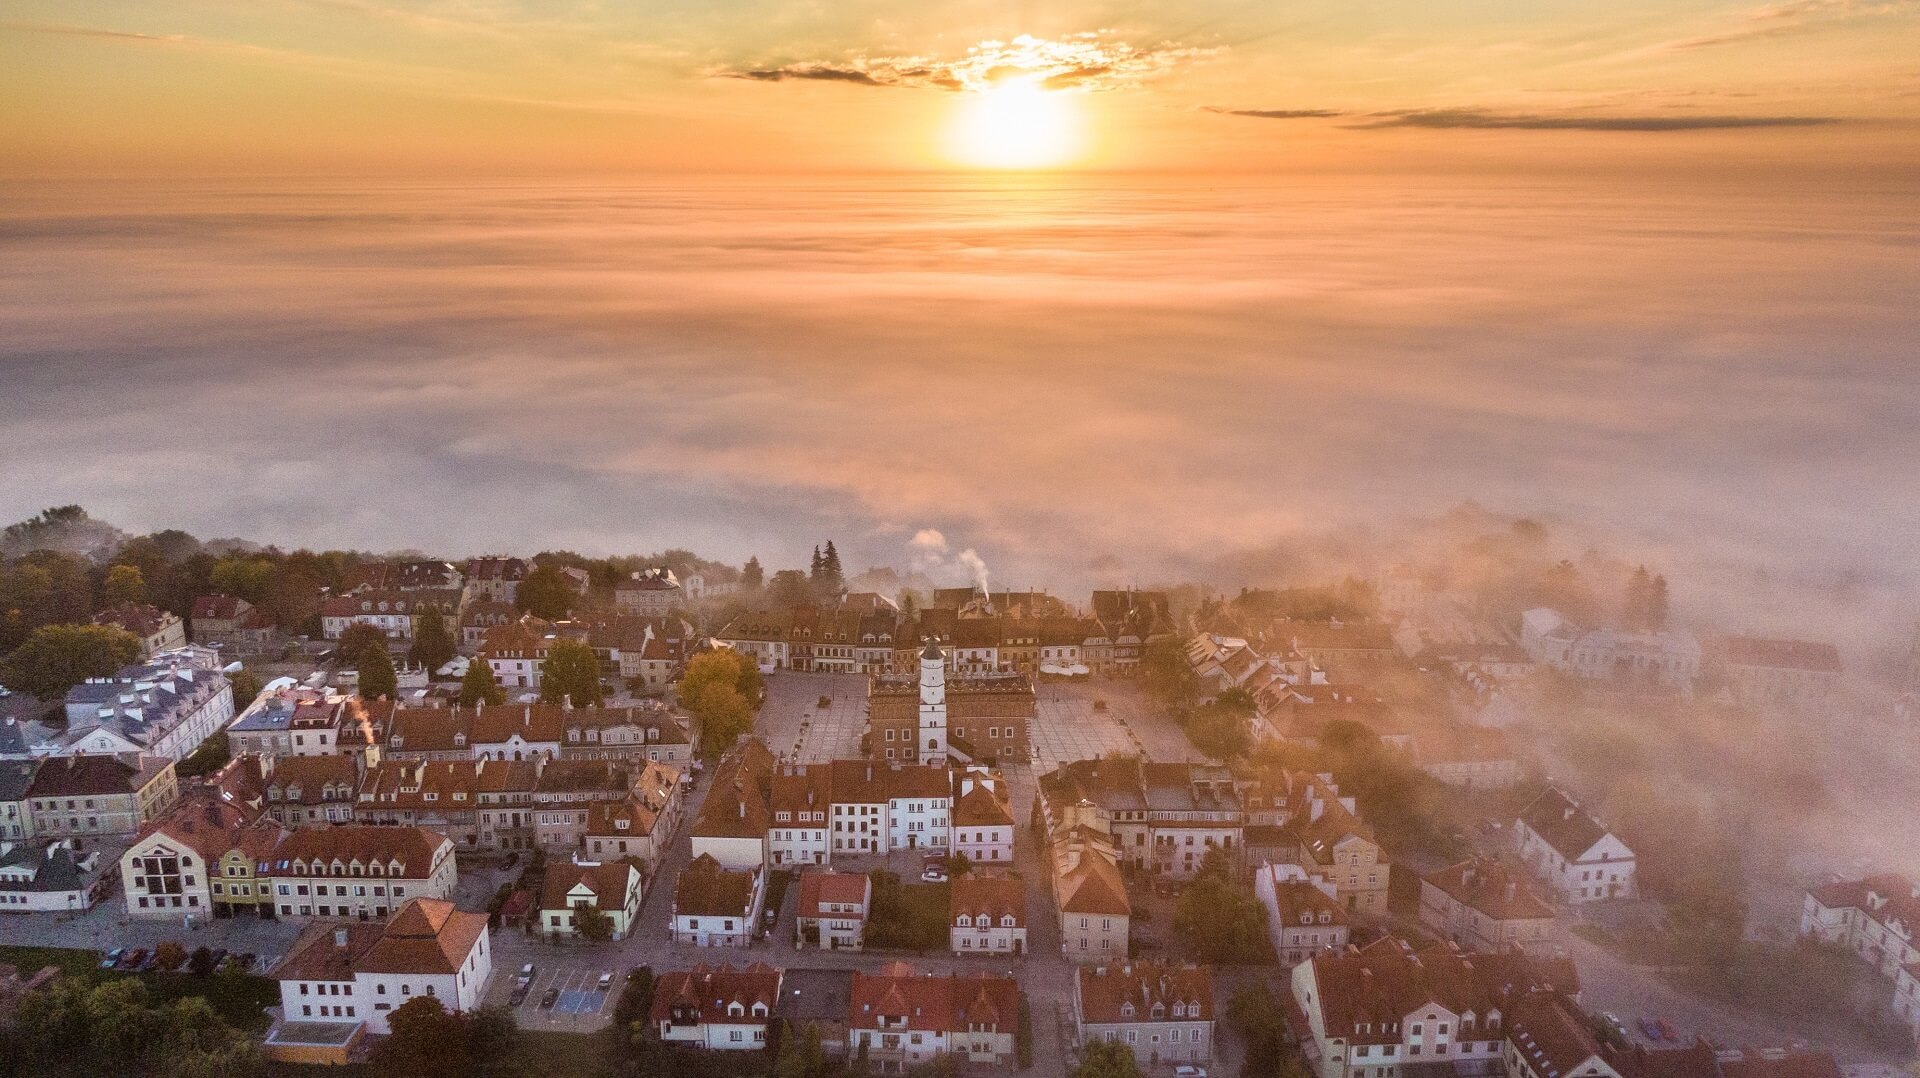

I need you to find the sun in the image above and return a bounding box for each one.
[946,78,1083,169]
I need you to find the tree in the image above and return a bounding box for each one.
[1184,688,1254,761]
[1071,1040,1143,1078]
[813,541,844,600]
[678,651,758,756]
[372,996,472,1078]
[1139,637,1198,710]
[768,569,811,609]
[1648,574,1670,630]
[103,564,148,607]
[187,946,216,976]
[460,659,507,707]
[358,646,397,701]
[539,639,603,707]
[612,966,655,1033]
[1,623,141,699]
[152,940,188,972]
[1623,566,1653,629]
[208,557,275,603]
[409,608,456,673]
[335,623,389,666]
[228,669,262,709]
[1173,854,1272,964]
[850,1040,873,1078]
[516,564,575,620]
[175,731,230,779]
[573,903,615,942]
[741,556,764,591]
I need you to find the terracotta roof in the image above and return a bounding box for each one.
[649,963,781,1027]
[133,792,274,863]
[266,755,361,805]
[26,754,167,799]
[1303,937,1578,1045]
[1269,878,1347,928]
[1424,858,1555,921]
[1717,1050,1844,1078]
[273,897,486,980]
[1718,637,1842,674]
[1075,962,1215,1025]
[674,854,756,917]
[1057,848,1130,916]
[261,825,450,877]
[93,602,178,638]
[850,966,1019,1033]
[542,860,639,914]
[358,758,539,810]
[949,874,1024,926]
[953,781,1013,828]
[191,594,250,620]
[796,871,871,919]
[1507,993,1605,1076]
[1518,786,1615,861]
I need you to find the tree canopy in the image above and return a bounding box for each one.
[539,639,604,707]
[408,607,456,672]
[516,563,577,620]
[1071,1040,1143,1078]
[459,659,507,706]
[1,623,141,699]
[677,650,759,756]
[358,646,398,701]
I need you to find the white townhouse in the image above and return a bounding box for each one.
[1074,962,1216,1070]
[769,764,833,868]
[1512,787,1635,904]
[949,873,1028,956]
[56,647,234,762]
[672,853,766,947]
[262,826,457,921]
[951,771,1014,865]
[266,898,492,1060]
[651,964,782,1051]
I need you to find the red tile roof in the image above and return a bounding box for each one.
[1719,636,1842,674]
[949,874,1024,926]
[649,963,781,1027]
[796,871,871,919]
[850,964,1019,1033]
[1423,858,1555,921]
[1075,962,1215,1025]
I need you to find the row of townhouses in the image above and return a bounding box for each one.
[1800,872,1920,1048]
[0,646,235,763]
[714,587,1172,677]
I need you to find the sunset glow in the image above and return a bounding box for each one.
[946,79,1083,169]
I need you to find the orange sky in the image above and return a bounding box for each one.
[3,1,1918,175]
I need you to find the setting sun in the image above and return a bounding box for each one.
[946,78,1083,169]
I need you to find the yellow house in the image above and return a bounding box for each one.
[211,820,288,917]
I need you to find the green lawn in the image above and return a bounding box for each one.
[0,943,277,1030]
[0,944,104,978]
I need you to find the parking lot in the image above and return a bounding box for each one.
[483,958,626,1032]
[1030,679,1202,769]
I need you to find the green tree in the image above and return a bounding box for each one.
[409,608,457,673]
[459,660,507,706]
[103,564,148,607]
[678,650,757,756]
[371,996,472,1078]
[228,669,262,708]
[516,564,575,620]
[1,623,141,699]
[612,966,655,1033]
[336,623,389,666]
[741,556,764,591]
[1071,1040,1143,1078]
[1184,688,1254,760]
[359,646,398,701]
[175,731,231,779]
[539,639,603,707]
[209,557,275,603]
[573,903,615,941]
[1139,637,1198,710]
[768,569,812,609]
[1173,853,1272,964]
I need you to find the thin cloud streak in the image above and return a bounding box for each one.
[716,33,1223,93]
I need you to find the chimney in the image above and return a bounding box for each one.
[334,928,349,949]
[1505,881,1517,902]
[1562,806,1575,821]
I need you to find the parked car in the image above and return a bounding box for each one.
[921,866,948,883]
[138,951,163,972]
[517,963,537,984]
[509,982,531,1007]
[539,987,560,1009]
[1602,1012,1628,1038]
[117,948,147,971]
[598,972,615,991]
[1656,1018,1677,1041]
[101,948,126,970]
[1174,1067,1209,1078]
[1640,1017,1662,1040]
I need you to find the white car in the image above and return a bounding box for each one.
[1174,1067,1209,1078]
[597,972,615,990]
[921,867,948,883]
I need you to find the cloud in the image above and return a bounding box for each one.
[1203,107,1347,119]
[1352,109,1839,130]
[1655,0,1915,50]
[0,21,187,44]
[717,33,1222,94]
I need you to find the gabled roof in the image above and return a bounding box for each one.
[93,602,179,638]
[1304,937,1578,1044]
[649,963,781,1026]
[1718,636,1842,674]
[1423,858,1554,921]
[1507,993,1609,1078]
[674,854,756,917]
[541,860,639,914]
[1076,962,1215,1024]
[1057,848,1130,916]
[261,825,450,876]
[272,897,486,980]
[953,781,1013,828]
[796,871,871,918]
[850,965,1019,1033]
[26,753,169,799]
[1518,786,1618,861]
[950,874,1024,925]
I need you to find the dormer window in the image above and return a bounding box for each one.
[1119,1002,1134,1018]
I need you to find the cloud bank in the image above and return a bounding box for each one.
[1205,105,1840,130]
[721,33,1221,93]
